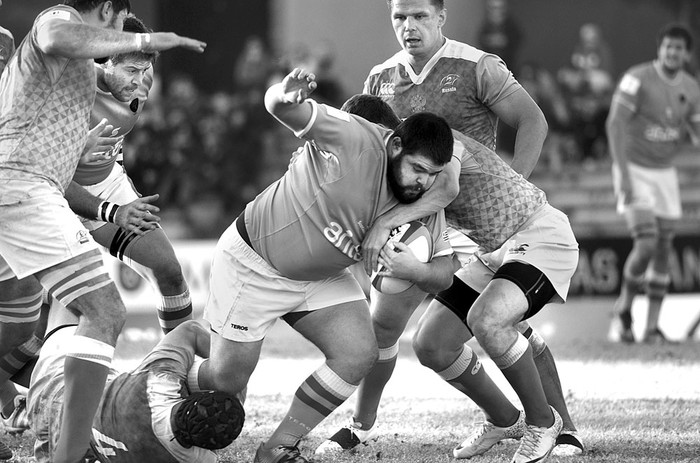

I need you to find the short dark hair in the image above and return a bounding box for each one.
[392,112,453,165]
[171,390,245,450]
[657,23,693,51]
[63,0,131,14]
[111,15,159,64]
[386,0,444,10]
[341,94,402,130]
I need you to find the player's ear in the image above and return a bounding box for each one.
[99,1,114,22]
[437,8,447,28]
[389,136,403,159]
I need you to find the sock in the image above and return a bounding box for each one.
[0,335,42,417]
[645,272,669,333]
[187,357,206,393]
[53,336,113,463]
[494,333,552,427]
[354,342,399,429]
[266,363,357,449]
[157,289,193,334]
[525,327,576,431]
[437,345,518,426]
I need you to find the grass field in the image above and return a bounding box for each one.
[3,296,699,462]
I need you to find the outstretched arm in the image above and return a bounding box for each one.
[37,15,206,59]
[264,67,317,133]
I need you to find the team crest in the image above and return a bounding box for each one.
[410,94,426,113]
[440,74,460,93]
[508,243,529,255]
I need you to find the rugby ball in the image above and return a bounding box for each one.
[371,221,433,294]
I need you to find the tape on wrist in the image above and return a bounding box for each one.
[98,201,119,223]
[134,33,143,51]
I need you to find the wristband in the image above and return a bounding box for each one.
[97,201,119,223]
[134,33,151,51]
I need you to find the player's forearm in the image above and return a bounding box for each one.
[38,22,142,59]
[413,255,458,294]
[65,181,103,220]
[510,114,548,179]
[264,82,313,131]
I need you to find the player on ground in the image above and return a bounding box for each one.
[27,307,245,463]
[317,96,579,463]
[359,0,583,455]
[66,15,193,334]
[0,0,13,78]
[0,2,205,461]
[193,68,456,463]
[606,24,700,344]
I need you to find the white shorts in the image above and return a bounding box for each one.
[0,180,101,279]
[204,221,367,342]
[446,227,479,266]
[613,163,681,219]
[455,204,579,303]
[79,164,139,231]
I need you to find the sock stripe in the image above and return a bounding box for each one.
[437,346,473,381]
[295,386,334,417]
[303,374,346,408]
[493,333,529,369]
[157,306,193,321]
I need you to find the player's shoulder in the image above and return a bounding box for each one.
[440,38,488,64]
[367,50,404,77]
[35,4,82,28]
[624,61,654,80]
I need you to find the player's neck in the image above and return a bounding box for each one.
[654,59,681,81]
[407,37,446,74]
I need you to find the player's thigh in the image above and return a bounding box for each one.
[105,226,180,274]
[467,278,529,336]
[208,330,263,390]
[369,285,427,346]
[414,298,472,355]
[291,299,378,382]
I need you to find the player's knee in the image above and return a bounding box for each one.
[412,333,453,371]
[68,287,127,338]
[632,236,658,256]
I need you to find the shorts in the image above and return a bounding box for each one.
[455,204,579,303]
[613,163,681,219]
[0,179,101,279]
[204,220,367,342]
[446,227,479,266]
[79,164,139,231]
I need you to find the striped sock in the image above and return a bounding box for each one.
[157,289,193,334]
[268,363,358,447]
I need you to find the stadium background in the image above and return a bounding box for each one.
[3,1,700,339]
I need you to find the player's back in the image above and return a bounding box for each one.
[0,5,95,192]
[448,131,547,251]
[90,345,193,462]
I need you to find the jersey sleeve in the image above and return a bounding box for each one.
[33,6,83,83]
[475,54,521,107]
[611,70,641,113]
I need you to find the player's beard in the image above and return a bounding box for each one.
[387,155,425,204]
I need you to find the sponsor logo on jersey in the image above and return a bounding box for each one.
[323,221,362,261]
[379,82,395,97]
[508,243,529,255]
[439,74,460,93]
[644,125,681,142]
[231,323,249,331]
[130,98,139,113]
[410,94,426,113]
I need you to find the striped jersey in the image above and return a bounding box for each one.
[448,130,547,252]
[0,6,95,194]
[363,38,521,150]
[244,101,451,281]
[0,25,14,76]
[73,64,154,186]
[611,61,700,168]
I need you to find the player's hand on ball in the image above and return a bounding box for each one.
[115,194,161,235]
[281,68,317,103]
[377,241,421,281]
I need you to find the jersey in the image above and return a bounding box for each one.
[73,65,154,186]
[0,25,14,76]
[244,101,450,281]
[28,326,216,463]
[363,38,521,150]
[611,61,700,169]
[0,6,95,194]
[448,130,547,252]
